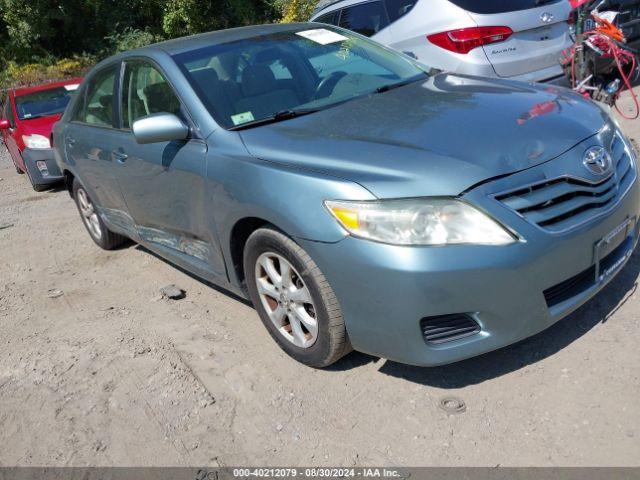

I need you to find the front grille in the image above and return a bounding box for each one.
[543,265,596,308]
[495,134,635,233]
[543,236,633,307]
[420,314,480,344]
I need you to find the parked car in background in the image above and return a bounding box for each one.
[54,23,638,368]
[310,0,572,83]
[1,78,82,191]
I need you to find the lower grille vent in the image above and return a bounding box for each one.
[420,314,480,344]
[543,237,633,308]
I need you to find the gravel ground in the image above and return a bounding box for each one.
[0,91,639,467]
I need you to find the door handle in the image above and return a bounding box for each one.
[66,137,76,147]
[112,151,128,163]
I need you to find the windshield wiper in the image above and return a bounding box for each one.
[21,111,62,121]
[229,108,320,131]
[374,72,429,95]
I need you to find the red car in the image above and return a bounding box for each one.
[1,78,82,191]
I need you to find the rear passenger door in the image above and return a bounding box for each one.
[64,64,130,220]
[110,59,226,277]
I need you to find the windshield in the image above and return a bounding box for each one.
[15,86,77,120]
[173,27,428,129]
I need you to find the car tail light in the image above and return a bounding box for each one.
[427,26,513,54]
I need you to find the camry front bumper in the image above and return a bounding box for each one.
[22,148,64,186]
[299,156,640,367]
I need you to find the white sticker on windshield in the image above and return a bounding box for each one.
[64,84,80,91]
[231,111,255,126]
[296,29,348,45]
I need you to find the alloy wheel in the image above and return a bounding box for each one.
[254,252,318,348]
[77,188,102,240]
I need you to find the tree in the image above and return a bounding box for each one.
[272,0,318,23]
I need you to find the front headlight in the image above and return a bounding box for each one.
[22,134,51,149]
[619,131,638,167]
[325,198,517,246]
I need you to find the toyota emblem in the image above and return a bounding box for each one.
[583,146,613,176]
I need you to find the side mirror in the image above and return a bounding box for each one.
[132,113,189,145]
[0,119,10,130]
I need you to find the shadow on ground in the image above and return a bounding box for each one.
[132,236,639,388]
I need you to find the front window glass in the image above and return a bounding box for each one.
[173,27,427,129]
[121,61,182,129]
[14,87,76,120]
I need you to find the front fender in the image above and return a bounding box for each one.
[204,133,376,285]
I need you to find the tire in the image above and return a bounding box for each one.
[11,154,24,174]
[72,178,126,250]
[244,227,351,367]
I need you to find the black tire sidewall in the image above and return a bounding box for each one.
[244,229,336,367]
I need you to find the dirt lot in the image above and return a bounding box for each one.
[1,92,639,467]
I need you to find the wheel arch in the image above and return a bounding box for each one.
[63,169,75,198]
[228,216,272,290]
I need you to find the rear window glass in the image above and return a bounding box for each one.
[447,0,562,14]
[15,86,77,120]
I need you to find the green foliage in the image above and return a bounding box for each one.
[104,28,161,55]
[1,57,93,90]
[274,0,318,23]
[0,0,305,90]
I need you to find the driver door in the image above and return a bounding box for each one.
[110,59,226,278]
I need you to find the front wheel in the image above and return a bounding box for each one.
[244,227,351,367]
[11,154,24,174]
[73,178,126,250]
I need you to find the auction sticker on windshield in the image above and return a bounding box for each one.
[296,29,348,45]
[231,111,255,126]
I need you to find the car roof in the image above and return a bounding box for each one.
[13,78,84,98]
[125,22,316,57]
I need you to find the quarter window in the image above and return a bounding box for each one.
[121,61,182,129]
[338,1,389,37]
[80,66,118,127]
[385,0,417,22]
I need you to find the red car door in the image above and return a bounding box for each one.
[2,94,24,171]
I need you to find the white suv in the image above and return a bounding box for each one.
[310,0,572,82]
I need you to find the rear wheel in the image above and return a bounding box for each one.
[244,227,351,367]
[73,178,126,250]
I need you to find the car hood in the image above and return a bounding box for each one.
[20,114,62,138]
[239,74,609,198]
